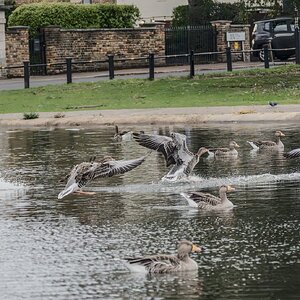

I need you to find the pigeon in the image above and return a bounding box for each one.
[269,101,278,107]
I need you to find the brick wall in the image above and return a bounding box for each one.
[5,26,29,77]
[43,25,165,74]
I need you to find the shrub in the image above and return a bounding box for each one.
[23,112,39,120]
[8,3,140,36]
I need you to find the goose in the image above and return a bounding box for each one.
[283,148,300,159]
[126,240,201,274]
[247,130,285,151]
[58,154,147,199]
[133,132,208,180]
[180,185,235,209]
[208,141,240,157]
[113,125,133,142]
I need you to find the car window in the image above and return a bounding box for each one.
[264,22,270,31]
[273,24,288,32]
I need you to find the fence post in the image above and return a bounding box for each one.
[23,61,30,89]
[226,47,232,72]
[149,53,155,80]
[108,54,115,79]
[263,45,269,69]
[66,58,72,84]
[295,27,300,64]
[189,50,195,78]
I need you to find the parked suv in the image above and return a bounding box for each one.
[252,17,295,61]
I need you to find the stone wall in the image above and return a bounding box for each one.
[5,26,29,77]
[211,20,250,62]
[43,24,165,74]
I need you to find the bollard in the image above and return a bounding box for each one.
[295,27,300,64]
[23,61,30,89]
[226,47,232,72]
[108,54,115,79]
[189,50,195,78]
[66,58,72,84]
[263,45,269,69]
[149,53,155,80]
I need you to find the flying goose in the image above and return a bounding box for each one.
[283,147,300,159]
[180,185,235,209]
[247,130,285,150]
[58,154,147,199]
[126,240,201,273]
[208,141,240,157]
[133,132,208,180]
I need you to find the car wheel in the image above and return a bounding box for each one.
[258,45,268,62]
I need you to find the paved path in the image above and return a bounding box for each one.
[0,61,290,90]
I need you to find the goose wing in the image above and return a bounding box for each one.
[133,133,176,167]
[127,254,181,273]
[188,191,221,207]
[284,148,300,159]
[254,140,276,147]
[92,155,147,179]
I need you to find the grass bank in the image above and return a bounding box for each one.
[1,65,300,114]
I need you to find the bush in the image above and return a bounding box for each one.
[23,112,39,120]
[8,3,140,36]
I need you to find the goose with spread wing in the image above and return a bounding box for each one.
[247,131,285,151]
[126,240,201,274]
[208,141,240,157]
[284,148,300,159]
[181,185,235,209]
[133,132,208,180]
[58,155,147,199]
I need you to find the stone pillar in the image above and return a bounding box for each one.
[0,0,6,77]
[211,20,232,63]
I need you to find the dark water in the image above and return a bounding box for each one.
[0,123,300,300]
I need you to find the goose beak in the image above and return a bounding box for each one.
[280,132,285,137]
[235,143,240,148]
[58,182,79,199]
[192,244,201,253]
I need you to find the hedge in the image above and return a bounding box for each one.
[8,3,140,36]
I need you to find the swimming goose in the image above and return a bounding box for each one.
[133,132,208,180]
[208,141,240,157]
[247,131,285,150]
[126,240,201,274]
[58,154,147,199]
[180,185,235,209]
[283,148,300,159]
[113,125,133,142]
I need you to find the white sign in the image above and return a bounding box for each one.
[226,32,245,42]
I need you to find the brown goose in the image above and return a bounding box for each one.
[126,240,201,273]
[284,148,300,159]
[113,125,133,142]
[133,132,208,180]
[247,130,285,150]
[58,154,147,199]
[208,141,240,157]
[181,185,235,209]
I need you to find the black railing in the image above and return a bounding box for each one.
[2,45,299,89]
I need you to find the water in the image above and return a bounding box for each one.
[0,123,300,299]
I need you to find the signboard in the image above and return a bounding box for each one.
[226,32,245,42]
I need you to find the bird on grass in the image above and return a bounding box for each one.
[133,131,208,180]
[125,240,201,274]
[180,185,235,209]
[269,101,278,107]
[58,154,148,199]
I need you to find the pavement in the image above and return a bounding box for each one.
[0,60,291,90]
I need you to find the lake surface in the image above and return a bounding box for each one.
[0,122,300,300]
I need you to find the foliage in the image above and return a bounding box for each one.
[23,112,39,120]
[1,65,300,114]
[4,0,16,24]
[8,3,140,36]
[172,1,247,26]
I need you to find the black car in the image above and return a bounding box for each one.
[251,17,295,61]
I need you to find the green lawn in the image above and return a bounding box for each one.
[1,65,300,114]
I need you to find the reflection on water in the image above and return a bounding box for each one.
[0,123,300,299]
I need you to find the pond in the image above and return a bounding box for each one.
[0,122,299,299]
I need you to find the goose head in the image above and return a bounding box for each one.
[177,240,201,260]
[219,185,235,194]
[229,141,240,149]
[275,131,285,137]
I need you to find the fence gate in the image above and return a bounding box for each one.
[29,30,47,75]
[165,25,217,65]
